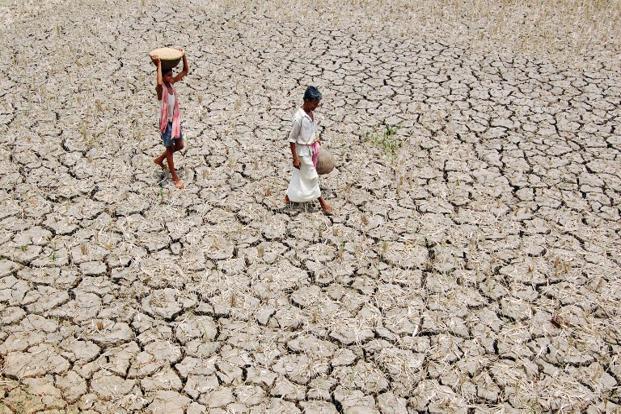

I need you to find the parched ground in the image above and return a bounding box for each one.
[1,0,620,413]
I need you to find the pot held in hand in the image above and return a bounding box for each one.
[316,148,335,175]
[149,47,184,71]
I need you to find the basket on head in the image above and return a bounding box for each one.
[316,148,335,175]
[149,47,184,72]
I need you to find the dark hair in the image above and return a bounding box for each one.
[303,85,322,101]
[163,68,173,76]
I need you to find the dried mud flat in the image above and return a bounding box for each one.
[1,1,620,413]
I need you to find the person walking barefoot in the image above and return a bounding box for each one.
[152,49,189,189]
[285,86,332,215]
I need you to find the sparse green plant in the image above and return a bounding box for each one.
[365,124,401,158]
[380,241,389,258]
[337,241,345,261]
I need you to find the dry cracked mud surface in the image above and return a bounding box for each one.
[1,1,620,413]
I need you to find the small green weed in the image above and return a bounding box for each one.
[365,124,401,158]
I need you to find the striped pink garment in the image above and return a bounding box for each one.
[311,142,320,168]
[159,85,181,138]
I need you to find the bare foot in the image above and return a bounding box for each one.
[284,194,290,205]
[321,202,333,215]
[318,196,332,215]
[173,178,185,189]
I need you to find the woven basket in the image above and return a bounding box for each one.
[149,48,184,71]
[316,148,335,175]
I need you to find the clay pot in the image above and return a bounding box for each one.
[316,148,335,175]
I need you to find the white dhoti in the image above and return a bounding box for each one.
[287,145,320,202]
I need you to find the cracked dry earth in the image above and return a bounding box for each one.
[1,1,621,413]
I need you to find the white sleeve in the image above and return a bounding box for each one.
[288,116,302,144]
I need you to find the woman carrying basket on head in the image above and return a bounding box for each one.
[152,49,189,189]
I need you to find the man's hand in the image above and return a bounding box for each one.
[293,156,301,169]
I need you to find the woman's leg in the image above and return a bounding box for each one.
[165,147,176,176]
[155,125,174,168]
[154,150,167,168]
[165,147,184,188]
